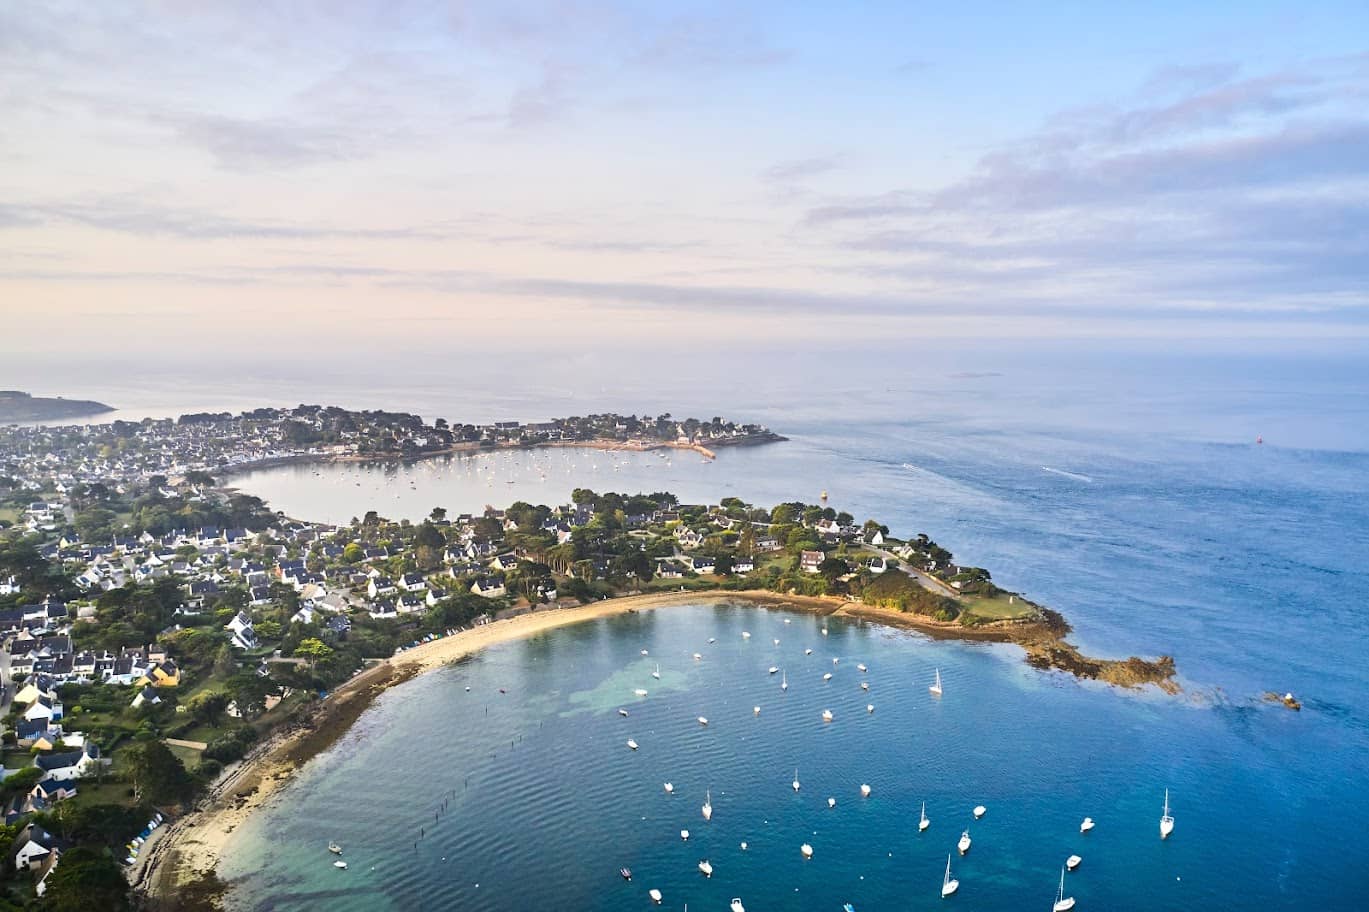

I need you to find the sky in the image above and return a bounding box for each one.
[3,1,1369,356]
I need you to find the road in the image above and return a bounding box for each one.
[859,545,960,598]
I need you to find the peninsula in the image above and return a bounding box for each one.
[0,389,113,422]
[0,406,1174,910]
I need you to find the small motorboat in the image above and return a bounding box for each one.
[708,637,716,644]
[823,673,833,681]
[698,716,709,726]
[805,648,813,655]
[620,867,632,881]
[740,841,748,850]
[618,708,629,717]
[861,681,869,691]
[333,860,347,869]
[681,829,690,840]
[627,739,639,750]
[702,790,713,820]
[693,652,703,660]
[634,688,649,696]
[731,899,746,912]
[958,830,972,855]
[828,797,836,808]
[1066,854,1082,871]
[640,649,649,656]
[663,782,674,793]
[856,663,867,672]
[866,703,874,713]
[973,805,986,819]
[754,705,761,715]
[328,842,342,855]
[822,709,834,722]
[801,843,814,858]
[822,627,828,636]
[648,888,662,904]
[698,859,713,877]
[774,638,780,645]
[769,666,779,675]
[844,905,855,912]
[832,657,840,665]
[742,631,751,639]
[860,784,872,797]
[1080,817,1095,833]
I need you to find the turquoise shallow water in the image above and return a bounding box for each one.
[219,602,1367,911]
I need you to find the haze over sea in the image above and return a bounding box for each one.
[8,343,1368,908]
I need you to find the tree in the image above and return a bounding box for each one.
[343,542,364,563]
[35,846,132,912]
[0,766,43,800]
[125,740,195,805]
[294,637,335,667]
[213,643,237,678]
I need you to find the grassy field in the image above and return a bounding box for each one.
[959,591,1038,621]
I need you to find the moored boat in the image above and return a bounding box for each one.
[958,829,971,855]
[1080,817,1095,833]
[1160,789,1175,839]
[941,854,959,897]
[1066,854,1082,871]
[1053,867,1076,911]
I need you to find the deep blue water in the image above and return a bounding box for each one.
[9,344,1367,908]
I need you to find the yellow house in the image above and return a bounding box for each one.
[136,660,181,688]
[12,682,49,706]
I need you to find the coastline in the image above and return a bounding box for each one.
[214,433,785,481]
[137,588,1172,908]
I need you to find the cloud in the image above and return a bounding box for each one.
[763,155,844,184]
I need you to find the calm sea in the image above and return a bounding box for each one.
[7,344,1367,908]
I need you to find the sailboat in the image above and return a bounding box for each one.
[652,663,660,680]
[663,782,674,794]
[702,790,713,821]
[781,670,788,691]
[919,802,930,831]
[941,853,959,897]
[1160,789,1175,839]
[929,668,943,696]
[792,768,801,791]
[1052,867,1076,911]
[731,900,745,912]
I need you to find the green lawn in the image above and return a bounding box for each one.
[166,742,203,771]
[960,591,1038,621]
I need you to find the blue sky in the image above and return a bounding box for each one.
[2,1,1367,353]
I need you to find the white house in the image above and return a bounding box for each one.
[224,610,257,650]
[34,744,100,781]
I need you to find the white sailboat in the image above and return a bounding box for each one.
[919,802,930,832]
[867,703,875,713]
[929,668,943,696]
[822,709,834,722]
[860,783,872,797]
[1052,867,1076,911]
[731,899,746,912]
[958,829,972,855]
[635,688,649,696]
[663,782,674,794]
[941,854,959,898]
[781,670,788,691]
[702,790,713,821]
[793,768,801,791]
[1160,789,1175,839]
[828,797,837,808]
[652,663,660,679]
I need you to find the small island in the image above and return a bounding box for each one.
[0,389,113,422]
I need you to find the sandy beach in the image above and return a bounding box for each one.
[135,586,1173,907]
[135,589,838,906]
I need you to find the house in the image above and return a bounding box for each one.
[691,556,717,574]
[368,577,397,598]
[656,560,684,579]
[31,779,78,802]
[733,558,755,574]
[489,554,518,573]
[674,527,705,550]
[814,518,842,538]
[225,610,257,650]
[131,685,162,709]
[471,577,507,598]
[12,823,62,872]
[15,719,56,747]
[864,529,885,546]
[800,550,824,573]
[23,696,63,723]
[33,744,100,781]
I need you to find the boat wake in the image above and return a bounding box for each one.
[1041,466,1094,483]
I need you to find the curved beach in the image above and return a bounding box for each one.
[135,586,1176,906]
